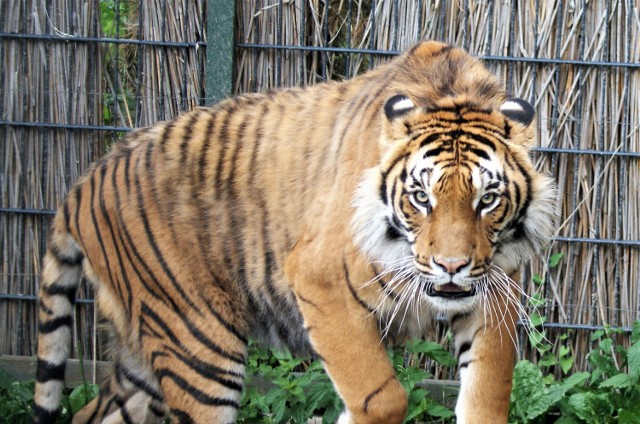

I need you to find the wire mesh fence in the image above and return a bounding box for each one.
[1,0,639,375]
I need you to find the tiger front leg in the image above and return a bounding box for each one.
[450,273,520,424]
[286,246,408,424]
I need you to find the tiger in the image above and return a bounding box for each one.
[32,40,558,424]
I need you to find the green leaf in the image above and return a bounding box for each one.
[567,392,614,422]
[68,383,99,415]
[619,409,640,424]
[627,339,640,382]
[529,330,546,349]
[558,372,590,391]
[559,345,571,358]
[560,355,574,374]
[425,401,455,418]
[529,312,546,327]
[511,360,554,420]
[538,356,558,368]
[529,293,547,308]
[549,252,565,268]
[407,339,457,366]
[632,321,640,344]
[599,373,634,389]
[532,274,544,285]
[590,329,606,342]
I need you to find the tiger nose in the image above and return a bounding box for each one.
[434,257,469,274]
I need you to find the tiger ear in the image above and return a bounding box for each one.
[500,98,535,127]
[382,95,417,142]
[384,94,415,120]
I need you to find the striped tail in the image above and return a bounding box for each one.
[33,231,84,424]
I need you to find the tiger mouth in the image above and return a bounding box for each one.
[427,283,476,299]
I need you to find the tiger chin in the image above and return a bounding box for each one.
[33,41,558,424]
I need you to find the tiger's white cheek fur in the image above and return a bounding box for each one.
[351,168,411,266]
[493,174,558,272]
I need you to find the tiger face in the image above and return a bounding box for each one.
[353,95,558,314]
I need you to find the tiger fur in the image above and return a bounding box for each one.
[33,41,558,424]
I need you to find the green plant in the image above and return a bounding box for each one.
[239,340,457,423]
[0,368,35,423]
[0,368,98,424]
[509,250,640,423]
[510,321,640,423]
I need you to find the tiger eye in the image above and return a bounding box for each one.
[480,193,495,205]
[412,191,429,205]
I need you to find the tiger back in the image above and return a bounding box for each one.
[33,41,557,424]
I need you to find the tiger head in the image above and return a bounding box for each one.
[352,52,558,314]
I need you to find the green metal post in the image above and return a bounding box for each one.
[206,0,235,105]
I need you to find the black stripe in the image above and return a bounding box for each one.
[379,153,409,203]
[43,283,77,304]
[49,242,83,267]
[172,409,195,424]
[385,216,404,241]
[159,121,176,153]
[112,396,134,424]
[213,109,234,199]
[110,158,134,314]
[422,145,449,158]
[115,361,164,401]
[179,111,203,169]
[363,375,395,413]
[224,115,249,284]
[36,359,66,383]
[343,259,375,313]
[156,368,241,408]
[296,293,322,311]
[133,155,202,315]
[457,341,473,357]
[113,153,175,309]
[162,347,244,392]
[120,404,135,424]
[98,160,131,314]
[39,302,54,315]
[149,402,166,417]
[123,148,133,194]
[459,360,474,369]
[463,131,499,151]
[204,302,248,345]
[38,315,72,333]
[31,402,59,424]
[89,169,119,301]
[197,110,218,186]
[62,200,72,232]
[467,146,490,160]
[141,302,246,365]
[73,184,85,248]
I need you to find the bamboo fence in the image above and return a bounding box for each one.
[0,0,638,376]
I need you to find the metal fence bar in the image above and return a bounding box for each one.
[234,42,640,68]
[0,32,206,48]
